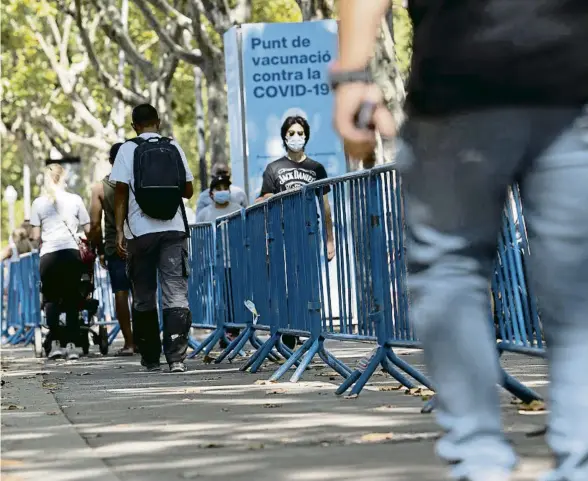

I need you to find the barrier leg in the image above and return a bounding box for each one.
[276,339,295,359]
[252,333,281,362]
[501,368,542,404]
[244,333,279,373]
[269,337,313,382]
[23,328,35,346]
[349,348,386,397]
[289,339,320,382]
[335,370,362,395]
[386,349,434,389]
[381,355,417,389]
[188,329,218,359]
[108,324,121,345]
[227,327,254,362]
[318,346,352,378]
[215,327,248,363]
[187,336,201,351]
[421,396,436,414]
[202,328,225,357]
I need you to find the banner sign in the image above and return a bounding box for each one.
[224,21,346,201]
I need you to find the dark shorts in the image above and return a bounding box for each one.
[106,254,130,293]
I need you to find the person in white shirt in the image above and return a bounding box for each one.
[30,163,91,361]
[110,103,194,373]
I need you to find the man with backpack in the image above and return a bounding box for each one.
[110,104,194,373]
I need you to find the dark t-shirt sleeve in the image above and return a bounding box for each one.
[314,163,331,195]
[259,167,276,197]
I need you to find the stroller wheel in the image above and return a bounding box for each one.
[33,327,44,358]
[98,326,109,355]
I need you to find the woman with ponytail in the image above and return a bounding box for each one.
[30,163,91,360]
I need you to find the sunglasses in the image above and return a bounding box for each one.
[286,130,305,138]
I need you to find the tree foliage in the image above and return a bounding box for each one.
[1,0,412,244]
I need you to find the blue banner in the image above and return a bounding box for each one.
[239,20,345,200]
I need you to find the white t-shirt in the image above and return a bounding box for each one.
[109,132,194,239]
[195,202,242,223]
[30,191,90,257]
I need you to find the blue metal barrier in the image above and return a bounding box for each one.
[2,252,42,345]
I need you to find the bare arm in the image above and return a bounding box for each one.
[337,0,390,70]
[114,182,129,235]
[31,227,41,243]
[323,195,334,243]
[1,246,12,262]
[183,181,194,200]
[255,194,273,204]
[89,183,104,246]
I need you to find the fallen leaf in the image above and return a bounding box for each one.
[358,432,394,443]
[78,372,92,376]
[263,403,282,409]
[199,442,223,449]
[344,394,358,400]
[519,400,545,412]
[373,404,396,411]
[46,411,59,416]
[0,459,24,467]
[202,355,214,364]
[42,381,58,389]
[254,380,269,386]
[221,408,230,412]
[5,404,25,411]
[378,385,403,392]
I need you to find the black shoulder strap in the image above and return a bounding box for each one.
[130,137,146,146]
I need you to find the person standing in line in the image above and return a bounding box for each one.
[196,162,248,213]
[30,164,91,361]
[196,175,243,344]
[111,104,195,373]
[332,1,588,481]
[257,115,336,350]
[89,142,135,356]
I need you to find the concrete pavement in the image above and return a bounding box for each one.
[2,342,552,481]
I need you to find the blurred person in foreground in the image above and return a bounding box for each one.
[332,1,588,481]
[90,142,135,356]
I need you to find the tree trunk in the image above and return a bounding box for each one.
[194,66,207,191]
[203,64,228,169]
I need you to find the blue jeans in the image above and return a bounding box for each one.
[397,107,588,481]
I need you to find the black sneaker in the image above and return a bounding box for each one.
[169,362,187,373]
[141,358,160,371]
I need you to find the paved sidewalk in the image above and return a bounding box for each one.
[2,342,551,481]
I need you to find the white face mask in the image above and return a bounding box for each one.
[286,136,305,153]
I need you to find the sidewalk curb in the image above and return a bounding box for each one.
[1,351,121,481]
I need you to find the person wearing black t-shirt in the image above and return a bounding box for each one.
[257,115,335,350]
[332,1,588,481]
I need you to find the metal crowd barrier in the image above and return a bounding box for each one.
[185,166,546,404]
[1,252,42,345]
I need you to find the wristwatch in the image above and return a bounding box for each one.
[329,69,373,90]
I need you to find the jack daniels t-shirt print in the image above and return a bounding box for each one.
[259,156,330,197]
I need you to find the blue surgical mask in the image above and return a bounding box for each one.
[213,190,230,204]
[286,136,306,153]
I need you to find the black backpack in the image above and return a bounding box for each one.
[130,136,189,234]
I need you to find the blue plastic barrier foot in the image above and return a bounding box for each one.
[269,337,314,382]
[244,333,280,373]
[385,349,434,390]
[290,339,320,383]
[501,368,542,404]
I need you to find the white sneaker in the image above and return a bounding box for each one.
[65,343,80,360]
[48,341,63,360]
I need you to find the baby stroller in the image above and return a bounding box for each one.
[35,258,109,357]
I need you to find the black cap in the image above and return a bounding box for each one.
[210,175,231,190]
